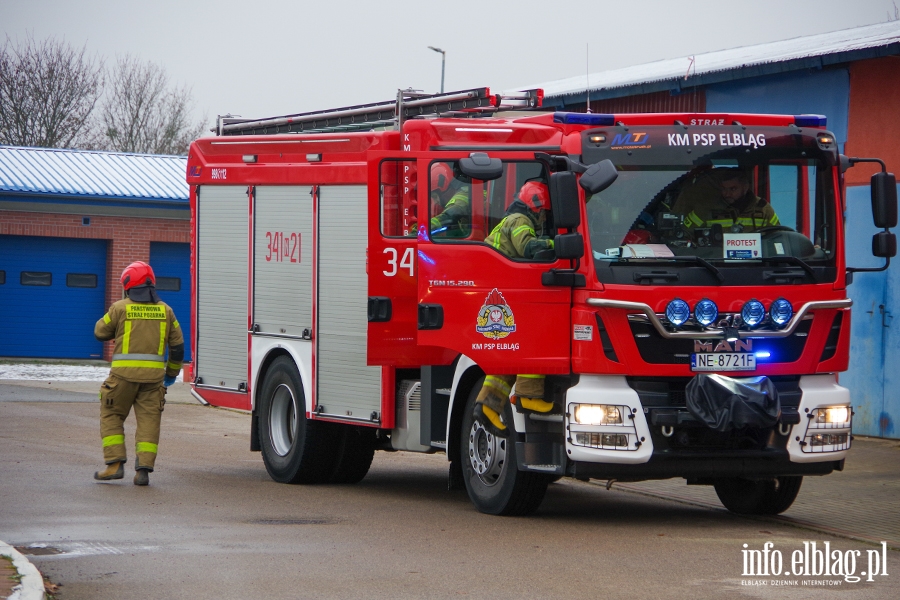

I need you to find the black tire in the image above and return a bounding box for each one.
[258,356,338,484]
[459,378,549,515]
[328,426,375,484]
[713,476,803,515]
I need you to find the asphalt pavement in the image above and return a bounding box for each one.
[0,371,898,598]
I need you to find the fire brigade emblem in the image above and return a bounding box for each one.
[476,288,516,339]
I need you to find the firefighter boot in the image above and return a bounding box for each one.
[512,375,553,415]
[473,375,514,438]
[516,397,555,415]
[94,461,124,481]
[134,468,150,486]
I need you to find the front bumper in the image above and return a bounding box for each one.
[564,374,851,475]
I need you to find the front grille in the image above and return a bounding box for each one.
[628,318,811,364]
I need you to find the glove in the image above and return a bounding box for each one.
[163,375,176,388]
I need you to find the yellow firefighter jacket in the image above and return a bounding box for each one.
[95,299,184,383]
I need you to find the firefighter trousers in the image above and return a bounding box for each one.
[475,374,545,413]
[99,374,166,471]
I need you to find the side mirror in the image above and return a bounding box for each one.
[871,172,898,228]
[554,232,584,259]
[458,152,503,181]
[549,171,580,229]
[873,231,897,258]
[579,159,618,194]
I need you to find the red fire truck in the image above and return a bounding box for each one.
[186,87,896,515]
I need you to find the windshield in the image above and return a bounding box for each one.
[585,148,837,285]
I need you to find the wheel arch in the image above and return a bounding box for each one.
[446,355,485,465]
[251,344,310,452]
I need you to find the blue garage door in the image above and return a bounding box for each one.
[149,242,192,362]
[0,235,107,358]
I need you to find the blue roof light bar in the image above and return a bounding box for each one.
[794,114,827,127]
[553,112,616,126]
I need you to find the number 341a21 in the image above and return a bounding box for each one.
[265,232,301,263]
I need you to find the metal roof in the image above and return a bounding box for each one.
[524,21,900,104]
[0,146,188,202]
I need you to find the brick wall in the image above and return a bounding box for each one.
[1,210,190,360]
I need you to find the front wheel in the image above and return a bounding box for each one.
[459,378,549,515]
[713,476,803,515]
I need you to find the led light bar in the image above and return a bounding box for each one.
[553,112,616,126]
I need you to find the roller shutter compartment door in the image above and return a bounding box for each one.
[0,235,107,358]
[316,186,382,422]
[150,241,192,362]
[195,186,250,391]
[253,186,313,337]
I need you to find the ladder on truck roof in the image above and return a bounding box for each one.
[215,87,543,136]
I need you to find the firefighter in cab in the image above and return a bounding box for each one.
[93,261,184,486]
[428,162,473,237]
[473,181,555,437]
[675,167,780,233]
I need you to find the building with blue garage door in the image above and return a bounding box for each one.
[523,21,900,438]
[0,146,192,362]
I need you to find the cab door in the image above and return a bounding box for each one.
[366,153,455,367]
[416,156,573,376]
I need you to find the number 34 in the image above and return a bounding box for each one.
[383,247,415,277]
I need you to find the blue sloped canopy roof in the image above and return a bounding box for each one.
[517,21,900,104]
[0,146,188,203]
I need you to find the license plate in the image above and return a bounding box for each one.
[691,352,756,372]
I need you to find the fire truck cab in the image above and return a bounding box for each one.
[187,88,897,515]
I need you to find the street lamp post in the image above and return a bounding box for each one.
[428,46,445,93]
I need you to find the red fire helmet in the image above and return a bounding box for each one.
[430,162,454,194]
[120,261,156,291]
[518,181,549,213]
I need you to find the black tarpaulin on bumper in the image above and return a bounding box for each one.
[685,374,781,431]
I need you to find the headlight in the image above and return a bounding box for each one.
[770,298,793,327]
[694,299,718,327]
[665,298,690,327]
[741,299,766,328]
[573,404,624,425]
[813,406,851,425]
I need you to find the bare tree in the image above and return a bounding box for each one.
[94,55,206,155]
[0,34,104,148]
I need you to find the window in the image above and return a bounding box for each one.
[0,271,5,285]
[156,277,181,292]
[66,273,98,288]
[21,272,52,286]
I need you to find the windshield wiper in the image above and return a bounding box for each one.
[760,256,816,279]
[668,256,725,282]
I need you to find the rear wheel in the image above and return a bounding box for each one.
[328,425,375,484]
[713,476,803,515]
[459,378,549,515]
[258,356,337,484]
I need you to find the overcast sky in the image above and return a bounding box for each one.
[2,0,897,132]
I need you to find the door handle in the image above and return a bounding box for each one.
[881,304,893,328]
[367,297,392,322]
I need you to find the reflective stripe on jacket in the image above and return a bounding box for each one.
[485,212,553,259]
[95,299,184,383]
[683,196,780,231]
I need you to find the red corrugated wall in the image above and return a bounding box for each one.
[845,57,900,186]
[563,89,706,114]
